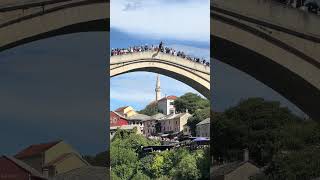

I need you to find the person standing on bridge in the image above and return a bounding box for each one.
[159,41,163,53]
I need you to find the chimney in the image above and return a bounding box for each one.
[243,149,249,162]
[185,109,188,113]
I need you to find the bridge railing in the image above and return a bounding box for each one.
[0,0,77,12]
[110,51,211,74]
[111,48,210,67]
[212,0,320,39]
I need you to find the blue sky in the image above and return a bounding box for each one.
[110,0,210,111]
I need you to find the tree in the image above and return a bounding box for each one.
[212,98,303,166]
[110,129,161,179]
[187,107,210,136]
[83,151,109,167]
[194,148,210,180]
[171,154,201,180]
[110,170,122,180]
[131,171,151,180]
[265,146,320,180]
[139,103,161,116]
[174,93,209,114]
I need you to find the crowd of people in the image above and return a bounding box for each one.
[111,43,210,67]
[275,0,320,14]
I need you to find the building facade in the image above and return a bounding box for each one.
[157,96,177,115]
[212,161,260,180]
[114,106,137,118]
[143,113,165,136]
[0,156,47,180]
[127,113,151,133]
[183,124,192,136]
[15,141,89,179]
[159,113,192,133]
[110,111,128,127]
[196,118,210,137]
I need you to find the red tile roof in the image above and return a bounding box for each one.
[115,106,129,112]
[15,140,62,159]
[159,95,177,101]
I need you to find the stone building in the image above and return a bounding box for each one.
[157,96,177,115]
[211,150,260,180]
[159,112,192,133]
[110,111,128,127]
[183,124,192,136]
[143,113,165,136]
[127,113,151,133]
[196,118,210,137]
[114,106,137,118]
[0,155,47,180]
[15,140,89,179]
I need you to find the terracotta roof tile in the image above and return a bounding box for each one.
[15,140,62,159]
[4,156,46,179]
[158,95,177,101]
[115,106,129,112]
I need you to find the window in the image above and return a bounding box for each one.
[176,121,177,125]
[170,101,174,105]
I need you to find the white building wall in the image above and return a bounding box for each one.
[157,99,176,115]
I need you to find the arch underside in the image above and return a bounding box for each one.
[0,19,108,52]
[211,35,320,120]
[111,66,210,99]
[0,0,109,52]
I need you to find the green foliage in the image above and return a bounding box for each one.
[195,148,210,179]
[110,170,122,180]
[112,164,135,180]
[174,93,209,114]
[171,154,201,180]
[212,97,320,179]
[131,171,151,180]
[265,146,320,180]
[111,129,160,179]
[212,98,303,165]
[187,107,210,136]
[110,129,210,180]
[139,103,161,116]
[83,151,109,167]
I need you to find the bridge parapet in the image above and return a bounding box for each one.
[212,0,320,39]
[111,51,210,74]
[0,0,108,51]
[1,1,76,25]
[110,51,210,98]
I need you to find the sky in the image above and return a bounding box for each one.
[0,33,108,155]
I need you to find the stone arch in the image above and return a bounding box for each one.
[110,52,210,99]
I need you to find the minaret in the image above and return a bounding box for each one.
[155,74,161,101]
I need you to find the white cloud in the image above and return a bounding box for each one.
[111,0,210,42]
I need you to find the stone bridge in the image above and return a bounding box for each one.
[211,0,320,119]
[0,0,109,51]
[110,51,211,99]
